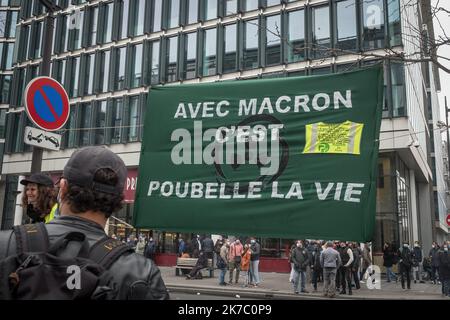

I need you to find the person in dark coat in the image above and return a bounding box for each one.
[144,237,156,261]
[191,234,202,258]
[383,242,398,282]
[398,243,413,290]
[186,251,208,280]
[201,235,214,260]
[311,241,323,292]
[291,240,310,294]
[429,242,441,284]
[438,243,450,297]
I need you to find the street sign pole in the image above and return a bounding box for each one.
[31,1,58,173]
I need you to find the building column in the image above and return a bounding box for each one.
[409,170,419,242]
[418,182,434,253]
[14,175,25,226]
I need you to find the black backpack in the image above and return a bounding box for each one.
[0,223,134,300]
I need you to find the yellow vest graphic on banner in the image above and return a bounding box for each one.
[303,121,364,155]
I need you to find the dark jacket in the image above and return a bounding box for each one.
[291,246,310,271]
[438,251,450,280]
[250,242,260,261]
[429,247,440,267]
[412,246,423,265]
[398,247,413,269]
[312,248,322,271]
[201,237,214,253]
[383,246,397,267]
[0,216,169,300]
[144,240,156,259]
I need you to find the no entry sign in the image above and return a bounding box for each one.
[24,77,70,131]
[447,214,450,227]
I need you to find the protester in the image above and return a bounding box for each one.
[249,237,261,287]
[291,240,310,294]
[228,239,243,284]
[320,241,342,298]
[398,242,413,290]
[20,173,58,224]
[178,237,186,257]
[412,241,425,283]
[0,146,169,300]
[429,242,441,284]
[438,243,450,297]
[338,242,354,295]
[186,251,208,280]
[218,240,230,286]
[144,237,156,261]
[201,235,214,260]
[383,242,398,282]
[240,244,252,288]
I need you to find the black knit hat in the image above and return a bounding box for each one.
[20,173,54,187]
[63,146,127,195]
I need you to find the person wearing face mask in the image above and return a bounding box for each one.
[429,242,441,284]
[218,240,230,286]
[191,234,202,258]
[398,243,413,290]
[412,241,425,283]
[20,173,58,224]
[438,243,450,297]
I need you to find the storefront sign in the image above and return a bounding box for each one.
[124,168,138,203]
[134,66,384,241]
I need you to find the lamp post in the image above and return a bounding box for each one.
[30,0,60,173]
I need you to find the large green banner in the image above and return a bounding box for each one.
[134,66,383,241]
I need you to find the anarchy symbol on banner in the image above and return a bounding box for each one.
[213,114,289,194]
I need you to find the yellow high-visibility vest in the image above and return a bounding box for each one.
[44,203,58,224]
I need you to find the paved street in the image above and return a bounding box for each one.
[159,266,448,300]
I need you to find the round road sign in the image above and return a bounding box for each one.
[24,77,70,131]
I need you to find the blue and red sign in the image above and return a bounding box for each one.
[24,77,70,131]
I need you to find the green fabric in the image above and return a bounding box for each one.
[134,66,384,241]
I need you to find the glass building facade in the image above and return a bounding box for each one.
[2,0,420,259]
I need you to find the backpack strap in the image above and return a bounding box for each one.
[89,237,134,270]
[13,223,49,254]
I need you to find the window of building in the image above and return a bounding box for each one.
[203,28,216,76]
[0,108,6,138]
[120,0,130,39]
[224,0,237,16]
[30,20,43,59]
[152,0,163,32]
[131,43,143,88]
[99,50,111,92]
[362,0,385,50]
[169,0,180,29]
[388,0,401,47]
[84,53,95,95]
[287,10,305,63]
[204,0,217,21]
[335,0,357,52]
[187,0,199,24]
[115,46,127,90]
[69,56,80,98]
[79,102,92,146]
[53,59,66,87]
[166,36,178,82]
[110,98,123,144]
[243,19,259,70]
[150,40,160,84]
[184,32,197,79]
[266,0,280,7]
[8,11,18,38]
[0,75,11,104]
[0,10,6,38]
[70,10,84,50]
[101,2,114,44]
[128,96,140,142]
[391,62,406,117]
[65,106,78,148]
[223,23,237,73]
[3,42,14,69]
[131,0,146,36]
[244,0,259,12]
[265,15,281,66]
[95,101,107,145]
[311,5,330,59]
[88,6,98,46]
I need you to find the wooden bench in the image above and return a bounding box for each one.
[175,257,214,278]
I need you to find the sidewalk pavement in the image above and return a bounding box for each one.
[159,266,448,300]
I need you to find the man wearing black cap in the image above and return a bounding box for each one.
[20,173,57,223]
[0,146,169,300]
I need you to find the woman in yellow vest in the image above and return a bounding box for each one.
[20,173,58,224]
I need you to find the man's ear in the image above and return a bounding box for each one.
[59,178,69,200]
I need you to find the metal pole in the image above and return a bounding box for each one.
[30,2,56,173]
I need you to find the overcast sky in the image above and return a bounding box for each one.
[432,0,450,137]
